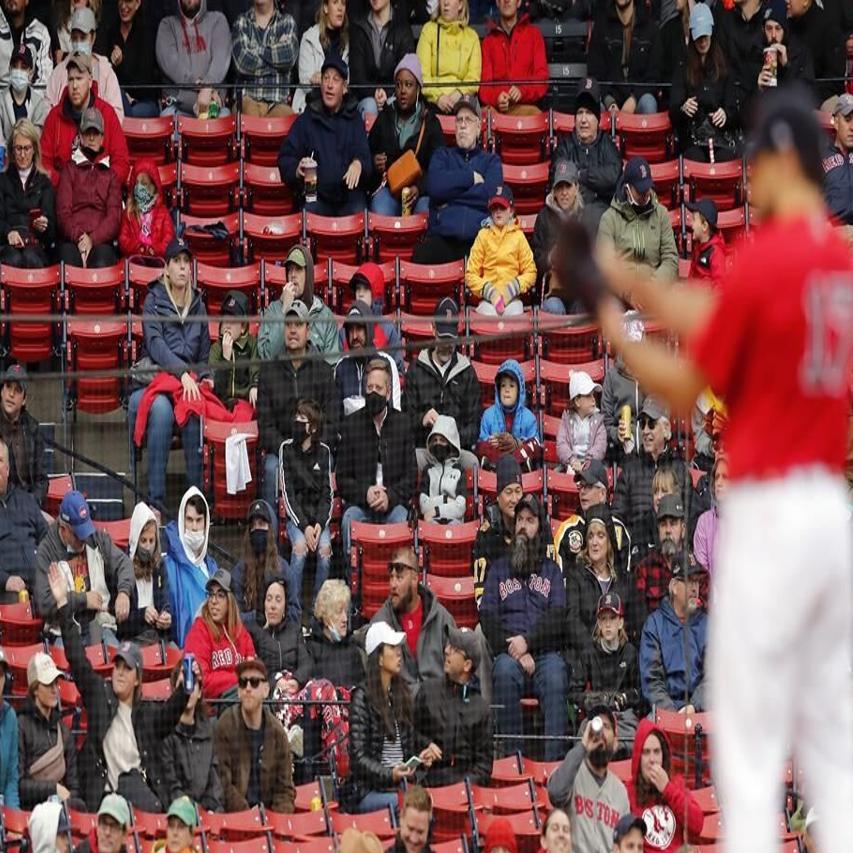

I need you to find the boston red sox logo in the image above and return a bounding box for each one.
[642,805,676,849]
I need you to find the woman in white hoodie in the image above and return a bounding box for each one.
[27,800,72,853]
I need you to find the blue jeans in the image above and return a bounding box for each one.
[370,186,431,216]
[285,520,332,608]
[128,388,202,506]
[636,93,658,114]
[342,503,408,562]
[493,651,569,761]
[542,296,566,315]
[262,452,280,507]
[122,90,160,118]
[304,192,366,216]
[357,790,399,814]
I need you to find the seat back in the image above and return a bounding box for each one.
[470,314,533,365]
[368,212,428,263]
[245,212,303,264]
[244,162,294,216]
[501,162,549,215]
[64,263,125,315]
[306,213,365,265]
[180,162,240,217]
[181,212,241,267]
[490,111,549,165]
[418,520,480,576]
[123,116,174,164]
[195,262,260,316]
[1,264,60,362]
[67,319,126,413]
[177,115,237,165]
[683,159,744,210]
[399,260,464,316]
[241,113,298,165]
[615,111,673,162]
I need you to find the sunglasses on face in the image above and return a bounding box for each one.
[639,416,658,430]
[238,676,264,689]
[388,561,417,576]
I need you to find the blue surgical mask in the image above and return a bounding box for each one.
[66,542,84,556]
[71,40,92,55]
[329,625,343,643]
[9,69,28,94]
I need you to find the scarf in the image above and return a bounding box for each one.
[396,101,422,149]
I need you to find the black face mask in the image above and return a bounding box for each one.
[292,419,309,441]
[136,546,155,565]
[432,443,451,463]
[365,391,387,416]
[80,144,102,160]
[250,529,268,556]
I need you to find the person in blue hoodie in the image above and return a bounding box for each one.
[639,559,708,713]
[164,486,218,647]
[479,494,568,761]
[127,238,212,508]
[277,55,372,215]
[477,359,541,470]
[0,651,20,807]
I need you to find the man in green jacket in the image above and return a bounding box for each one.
[597,157,678,281]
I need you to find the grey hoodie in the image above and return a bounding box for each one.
[155,0,232,114]
[601,357,645,452]
[419,414,466,523]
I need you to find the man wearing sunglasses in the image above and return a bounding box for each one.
[214,657,295,814]
[611,398,688,563]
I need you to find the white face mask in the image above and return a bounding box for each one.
[9,69,29,93]
[184,529,205,553]
[71,40,92,55]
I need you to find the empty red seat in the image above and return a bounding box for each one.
[330,809,396,840]
[716,206,747,246]
[196,262,260,316]
[94,517,132,549]
[244,212,303,264]
[651,159,681,209]
[181,212,241,267]
[1,264,61,362]
[683,159,743,211]
[470,313,533,364]
[399,259,464,315]
[241,113,298,166]
[427,573,477,628]
[0,602,43,645]
[45,473,73,517]
[501,162,549,215]
[244,162,294,216]
[306,213,365,265]
[538,313,600,363]
[330,259,395,313]
[490,111,549,165]
[177,114,237,165]
[157,162,178,209]
[367,212,427,262]
[547,468,580,518]
[67,319,126,413]
[3,643,47,694]
[64,263,125,315]
[123,116,174,164]
[203,420,259,520]
[180,162,240,217]
[616,111,674,163]
[127,258,165,312]
[418,520,480,577]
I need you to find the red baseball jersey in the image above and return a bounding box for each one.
[688,214,853,482]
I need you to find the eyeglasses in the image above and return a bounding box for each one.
[639,416,658,430]
[388,561,417,576]
[238,676,264,689]
[455,115,478,126]
[13,145,33,154]
[207,589,227,601]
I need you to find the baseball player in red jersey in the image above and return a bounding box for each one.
[593,88,853,852]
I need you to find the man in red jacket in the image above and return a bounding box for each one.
[479,0,548,115]
[39,52,130,188]
[626,718,703,851]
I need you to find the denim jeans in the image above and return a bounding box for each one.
[636,93,659,114]
[342,503,409,562]
[492,651,569,761]
[370,186,431,217]
[262,453,280,507]
[542,296,566,315]
[285,519,332,608]
[357,790,399,814]
[304,192,367,216]
[122,90,161,118]
[128,388,202,506]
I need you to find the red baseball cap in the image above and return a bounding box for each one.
[488,185,514,210]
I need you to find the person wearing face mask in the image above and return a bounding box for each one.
[0,46,49,139]
[231,499,296,624]
[547,705,630,853]
[55,105,121,268]
[597,157,679,282]
[308,579,364,687]
[418,415,466,525]
[163,487,219,646]
[45,6,125,120]
[117,501,172,646]
[118,158,175,260]
[337,358,416,561]
[279,399,333,610]
[34,489,134,646]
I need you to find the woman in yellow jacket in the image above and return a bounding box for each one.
[465,186,537,315]
[416,0,482,112]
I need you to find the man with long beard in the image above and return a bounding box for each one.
[479,494,568,762]
[547,705,630,853]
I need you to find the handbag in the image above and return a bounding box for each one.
[387,119,427,197]
[27,723,67,783]
[130,355,159,387]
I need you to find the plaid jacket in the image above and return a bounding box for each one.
[232,7,298,103]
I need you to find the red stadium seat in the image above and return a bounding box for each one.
[64,264,125,316]
[542,413,561,465]
[418,520,480,577]
[368,212,428,262]
[306,213,365,265]
[650,159,681,209]
[127,258,165,312]
[683,159,743,211]
[716,206,747,245]
[66,319,126,414]
[277,839,336,853]
[266,808,329,839]
[399,260,464,316]
[131,811,167,840]
[203,420,260,520]
[138,642,183,682]
[432,838,468,853]
[429,781,476,841]
[181,212,241,267]
[195,262,260,316]
[46,473,73,517]
[350,521,414,616]
[692,786,720,814]
[539,358,604,416]
[1,264,60,362]
[123,116,174,165]
[67,809,97,843]
[180,162,241,217]
[294,781,334,812]
[330,259,395,314]
[490,111,549,165]
[244,162,295,216]
[472,359,536,408]
[245,212,303,265]
[3,643,46,694]
[0,602,43,645]
[490,754,535,785]
[501,162,549,215]
[262,254,326,304]
[427,574,477,628]
[177,115,237,165]
[547,468,580,519]
[538,314,600,364]
[200,808,267,841]
[330,809,397,840]
[516,213,536,237]
[470,781,548,813]
[241,113,298,166]
[205,840,271,853]
[615,111,673,163]
[50,642,114,678]
[158,162,178,209]
[470,313,533,365]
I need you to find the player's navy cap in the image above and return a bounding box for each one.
[488,186,514,210]
[575,459,608,488]
[597,592,624,617]
[686,198,718,230]
[624,157,654,194]
[834,93,853,117]
[657,494,685,521]
[613,815,647,843]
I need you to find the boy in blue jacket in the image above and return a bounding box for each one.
[0,652,20,807]
[477,359,541,470]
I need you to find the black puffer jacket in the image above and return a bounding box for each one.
[551,129,622,214]
[568,638,643,715]
[246,617,313,688]
[413,675,492,786]
[17,699,80,810]
[306,622,365,688]
[57,604,188,811]
[0,165,56,252]
[347,684,427,807]
[349,8,416,94]
[159,714,224,812]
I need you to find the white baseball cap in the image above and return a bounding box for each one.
[569,370,602,400]
[27,652,63,687]
[365,621,406,656]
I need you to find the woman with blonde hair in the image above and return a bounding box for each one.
[51,0,102,61]
[0,119,55,268]
[293,0,350,113]
[416,0,481,113]
[308,579,363,687]
[184,568,256,702]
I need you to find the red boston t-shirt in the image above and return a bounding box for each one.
[400,597,423,658]
[688,215,853,482]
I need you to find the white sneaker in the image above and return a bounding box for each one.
[288,724,304,757]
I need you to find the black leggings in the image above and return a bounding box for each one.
[57,242,118,268]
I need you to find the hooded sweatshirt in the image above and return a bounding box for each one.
[164,487,218,646]
[155,0,232,114]
[601,357,645,453]
[208,290,260,407]
[597,179,679,281]
[465,215,537,306]
[626,719,704,852]
[419,414,467,522]
[119,158,176,259]
[257,246,340,364]
[478,358,540,442]
[345,262,405,370]
[27,801,65,853]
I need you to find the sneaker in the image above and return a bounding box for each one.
[288,724,304,757]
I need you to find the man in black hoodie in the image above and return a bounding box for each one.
[0,364,47,506]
